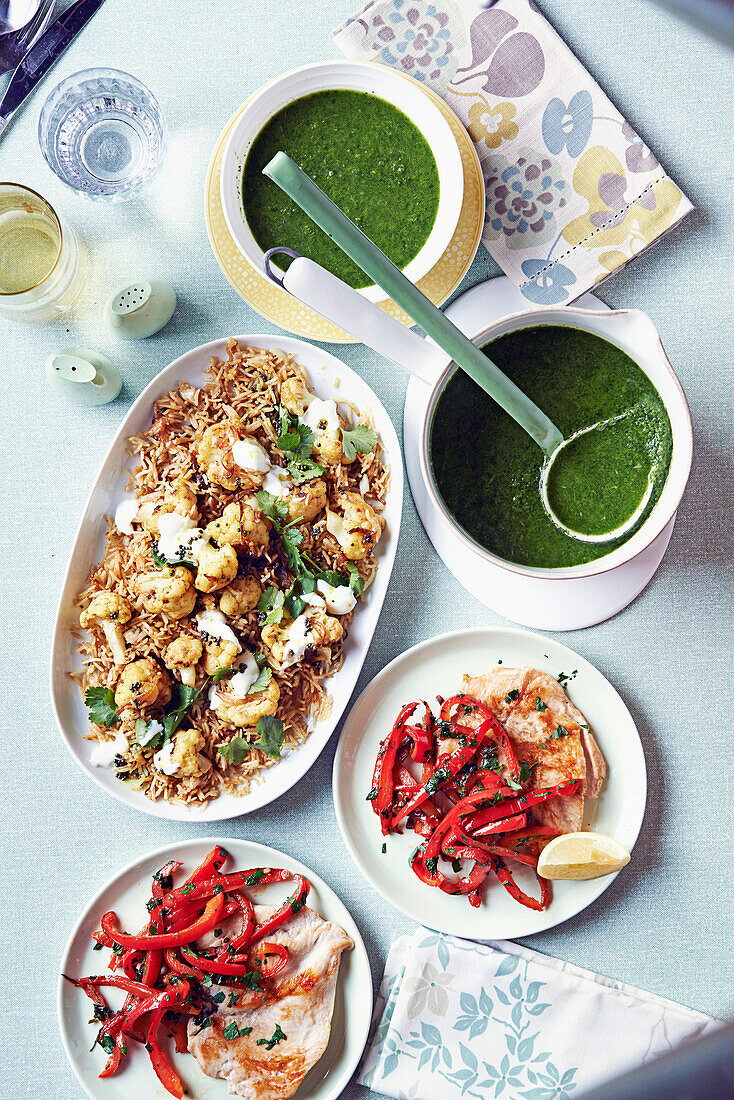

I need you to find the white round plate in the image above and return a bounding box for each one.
[333,626,647,940]
[404,277,675,631]
[50,334,402,821]
[58,838,372,1100]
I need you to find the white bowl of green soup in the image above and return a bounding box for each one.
[220,60,464,303]
[423,307,693,580]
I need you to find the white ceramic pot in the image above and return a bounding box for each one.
[220,60,464,304]
[270,256,693,584]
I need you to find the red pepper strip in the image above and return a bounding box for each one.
[179,946,253,977]
[438,861,493,896]
[164,868,293,911]
[213,890,256,960]
[97,1016,128,1079]
[141,949,162,988]
[446,838,540,869]
[465,781,581,835]
[372,702,417,834]
[151,860,182,899]
[440,696,520,783]
[101,892,224,950]
[492,855,550,911]
[246,875,310,946]
[255,941,289,978]
[164,1011,190,1054]
[146,1008,183,1099]
[499,826,560,850]
[66,974,157,1000]
[121,949,144,982]
[393,765,441,821]
[404,706,434,763]
[123,978,192,1034]
[165,948,203,977]
[468,888,481,909]
[180,845,229,889]
[450,813,527,845]
[390,719,494,827]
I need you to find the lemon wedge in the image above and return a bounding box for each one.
[537,833,630,881]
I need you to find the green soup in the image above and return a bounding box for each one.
[430,326,673,570]
[242,89,440,289]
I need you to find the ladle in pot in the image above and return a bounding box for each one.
[263,151,656,544]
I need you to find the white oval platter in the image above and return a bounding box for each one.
[50,334,402,821]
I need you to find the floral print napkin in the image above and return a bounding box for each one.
[333,0,693,305]
[358,929,718,1099]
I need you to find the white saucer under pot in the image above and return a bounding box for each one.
[404,278,686,632]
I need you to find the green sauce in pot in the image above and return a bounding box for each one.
[242,90,440,290]
[429,326,673,569]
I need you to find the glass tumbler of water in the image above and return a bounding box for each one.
[0,183,87,322]
[38,68,165,201]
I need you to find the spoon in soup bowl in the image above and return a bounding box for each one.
[262,152,658,545]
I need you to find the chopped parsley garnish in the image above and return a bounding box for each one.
[202,973,213,988]
[366,786,378,802]
[381,843,387,854]
[228,992,240,1007]
[541,725,572,748]
[479,746,502,774]
[341,424,377,462]
[451,859,462,873]
[111,942,124,957]
[425,765,450,795]
[245,869,266,886]
[425,856,439,876]
[85,686,120,729]
[239,969,263,990]
[504,688,519,702]
[256,1023,287,1050]
[518,761,537,784]
[211,991,226,1004]
[98,1034,116,1055]
[90,1003,113,1023]
[535,697,548,712]
[557,670,577,687]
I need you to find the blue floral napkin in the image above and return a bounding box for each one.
[358,929,718,1099]
[334,0,693,305]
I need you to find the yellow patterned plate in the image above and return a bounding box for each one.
[204,73,485,343]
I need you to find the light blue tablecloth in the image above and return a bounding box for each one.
[0,2,732,1097]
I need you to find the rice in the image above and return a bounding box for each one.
[72,338,388,807]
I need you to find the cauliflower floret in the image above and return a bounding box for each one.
[327,491,383,561]
[216,678,280,729]
[164,635,203,687]
[155,729,211,778]
[204,500,270,550]
[219,575,262,617]
[135,566,197,620]
[197,418,267,492]
[285,478,327,524]
[79,591,131,665]
[114,657,171,710]
[139,480,199,537]
[201,636,240,677]
[194,541,238,594]
[312,432,344,466]
[261,608,343,668]
[280,377,310,416]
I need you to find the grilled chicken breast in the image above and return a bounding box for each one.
[187,904,353,1100]
[461,666,606,833]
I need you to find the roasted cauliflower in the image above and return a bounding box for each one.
[219,575,262,617]
[139,480,199,537]
[79,591,131,665]
[164,635,203,686]
[285,478,327,524]
[204,500,270,550]
[280,377,310,416]
[215,678,280,729]
[194,541,238,594]
[327,491,383,561]
[196,418,246,491]
[154,729,210,778]
[114,657,172,710]
[135,566,197,620]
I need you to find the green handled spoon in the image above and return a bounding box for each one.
[264,151,656,544]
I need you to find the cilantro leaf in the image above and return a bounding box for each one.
[257,586,285,625]
[287,456,326,484]
[254,716,284,759]
[256,489,288,525]
[85,686,120,729]
[346,562,365,596]
[135,717,162,750]
[151,542,197,572]
[280,524,305,573]
[285,574,316,618]
[534,696,548,712]
[247,666,272,695]
[212,666,235,684]
[341,424,377,461]
[218,737,250,766]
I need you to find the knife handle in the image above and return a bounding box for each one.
[0,0,105,120]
